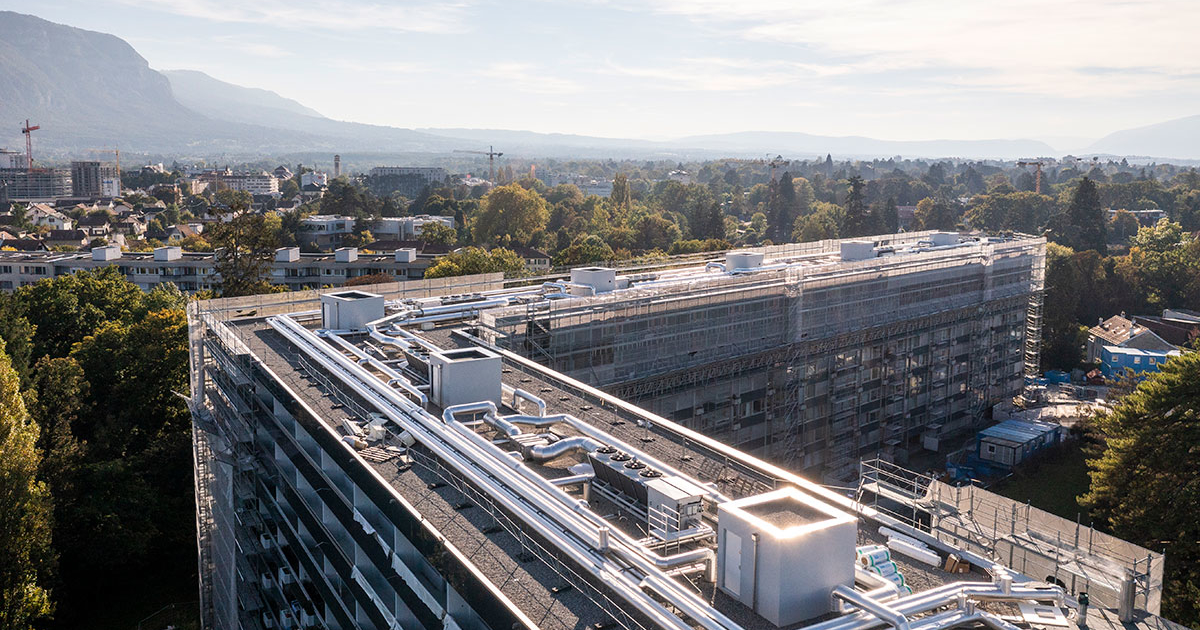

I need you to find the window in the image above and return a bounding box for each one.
[1133,357,1141,365]
[985,444,997,454]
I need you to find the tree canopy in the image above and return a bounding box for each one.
[1083,351,1200,626]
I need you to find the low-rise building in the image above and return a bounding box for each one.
[0,245,446,292]
[1100,345,1182,378]
[45,229,89,249]
[509,244,552,272]
[1086,314,1175,363]
[26,203,74,230]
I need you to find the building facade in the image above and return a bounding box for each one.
[188,266,1176,630]
[70,161,121,198]
[0,168,73,201]
[0,245,442,292]
[367,166,448,197]
[481,232,1047,480]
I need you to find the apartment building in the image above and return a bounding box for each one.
[480,232,1047,481]
[0,245,442,292]
[188,266,1175,630]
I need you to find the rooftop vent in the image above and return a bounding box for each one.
[725,251,764,270]
[929,232,960,247]
[154,246,181,262]
[395,248,417,263]
[335,247,358,263]
[717,487,856,626]
[275,247,300,263]
[840,240,876,262]
[319,290,384,330]
[92,245,121,261]
[569,266,616,293]
[429,347,502,408]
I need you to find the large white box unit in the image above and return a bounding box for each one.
[717,487,856,626]
[319,291,385,330]
[429,347,502,408]
[570,267,616,293]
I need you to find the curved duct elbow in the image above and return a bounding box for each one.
[523,436,604,461]
[512,388,547,417]
[705,262,727,273]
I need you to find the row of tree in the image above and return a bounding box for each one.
[0,269,192,629]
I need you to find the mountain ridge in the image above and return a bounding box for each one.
[3,10,1199,160]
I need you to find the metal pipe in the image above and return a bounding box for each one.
[441,401,522,438]
[511,388,546,417]
[548,473,594,487]
[706,262,726,273]
[833,585,910,630]
[524,435,604,461]
[269,316,710,630]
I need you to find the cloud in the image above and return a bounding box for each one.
[599,57,852,92]
[482,62,585,95]
[211,36,291,58]
[118,0,471,34]
[605,0,1200,98]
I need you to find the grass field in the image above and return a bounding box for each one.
[991,441,1094,522]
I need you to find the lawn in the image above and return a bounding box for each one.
[991,441,1094,522]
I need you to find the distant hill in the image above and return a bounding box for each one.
[0,10,209,151]
[673,131,1058,160]
[0,11,447,155]
[1088,115,1200,160]
[163,69,325,122]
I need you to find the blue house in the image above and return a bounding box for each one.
[1099,345,1181,379]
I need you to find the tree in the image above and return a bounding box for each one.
[1066,177,1107,254]
[841,175,871,237]
[914,196,957,231]
[793,202,844,242]
[423,247,527,279]
[633,215,681,252]
[767,173,798,242]
[15,267,145,361]
[553,235,615,267]
[206,213,280,297]
[417,222,457,246]
[610,174,632,211]
[1082,351,1200,626]
[1108,209,1140,244]
[0,338,54,629]
[213,188,252,210]
[474,184,549,246]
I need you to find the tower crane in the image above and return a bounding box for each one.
[87,147,121,172]
[453,145,504,181]
[1017,160,1046,194]
[21,119,39,171]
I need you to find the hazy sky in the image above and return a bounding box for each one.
[13,0,1200,145]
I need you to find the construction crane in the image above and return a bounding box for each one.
[1016,161,1046,194]
[453,145,503,181]
[719,154,791,183]
[86,147,121,172]
[21,119,39,171]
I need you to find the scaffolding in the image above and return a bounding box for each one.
[857,459,1164,617]
[481,234,1047,479]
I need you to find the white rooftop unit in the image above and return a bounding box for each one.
[319,290,384,330]
[154,246,182,261]
[645,475,707,538]
[428,347,502,408]
[725,251,764,270]
[930,232,960,246]
[717,487,856,626]
[92,245,122,261]
[334,247,358,263]
[570,267,616,294]
[395,248,417,263]
[840,240,876,262]
[275,247,300,263]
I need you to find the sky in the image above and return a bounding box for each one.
[10,0,1200,147]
